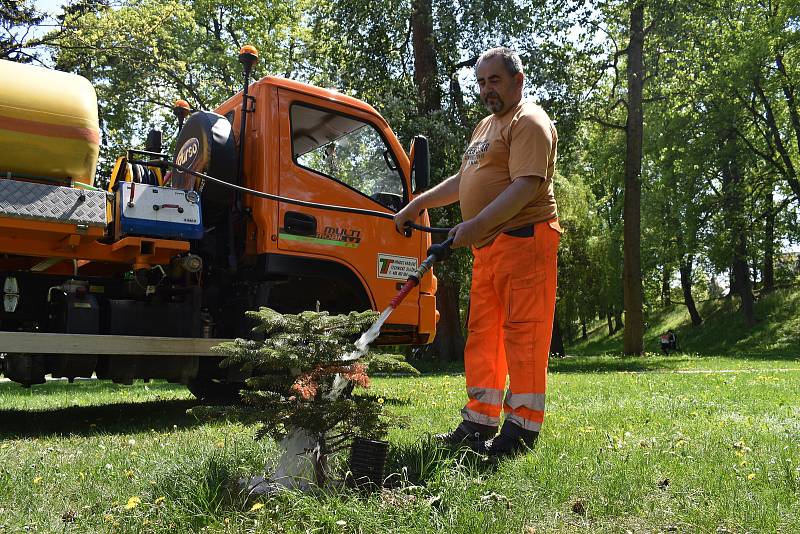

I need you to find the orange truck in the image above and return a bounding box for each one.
[0,50,438,398]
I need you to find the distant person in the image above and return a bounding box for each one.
[667,329,678,351]
[660,332,671,354]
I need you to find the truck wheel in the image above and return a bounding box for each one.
[186,376,244,404]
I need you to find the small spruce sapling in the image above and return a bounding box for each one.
[190,307,417,488]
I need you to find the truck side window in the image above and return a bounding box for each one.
[290,103,405,211]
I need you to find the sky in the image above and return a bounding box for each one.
[34,0,64,17]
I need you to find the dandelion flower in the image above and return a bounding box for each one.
[32,476,42,485]
[125,496,141,510]
[154,496,165,505]
[250,502,264,512]
[747,473,756,480]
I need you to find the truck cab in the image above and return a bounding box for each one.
[205,77,437,344]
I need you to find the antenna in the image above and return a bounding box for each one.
[173,99,191,132]
[236,45,259,188]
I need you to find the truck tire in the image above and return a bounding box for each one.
[172,110,237,198]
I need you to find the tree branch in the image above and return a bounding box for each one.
[453,56,478,70]
[590,115,626,130]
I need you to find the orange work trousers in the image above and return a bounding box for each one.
[461,219,561,433]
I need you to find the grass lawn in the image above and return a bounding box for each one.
[1,353,799,533]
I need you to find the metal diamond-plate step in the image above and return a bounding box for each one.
[0,178,107,226]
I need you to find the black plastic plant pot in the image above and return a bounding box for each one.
[348,437,389,490]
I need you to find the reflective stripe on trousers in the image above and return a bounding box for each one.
[461,219,561,433]
[461,389,546,429]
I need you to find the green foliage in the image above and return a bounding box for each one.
[212,308,376,372]
[0,0,45,62]
[190,308,418,456]
[365,352,421,376]
[49,0,309,177]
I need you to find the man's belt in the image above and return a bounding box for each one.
[503,225,534,238]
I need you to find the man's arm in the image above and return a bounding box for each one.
[394,173,461,233]
[449,175,542,248]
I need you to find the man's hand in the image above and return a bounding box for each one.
[448,218,486,248]
[394,199,421,234]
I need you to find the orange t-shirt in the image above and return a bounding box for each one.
[458,101,558,247]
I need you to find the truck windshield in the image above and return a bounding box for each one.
[290,103,405,211]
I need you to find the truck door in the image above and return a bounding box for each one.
[276,89,423,326]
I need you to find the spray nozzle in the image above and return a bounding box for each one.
[426,236,454,262]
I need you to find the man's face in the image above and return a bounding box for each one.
[476,56,523,116]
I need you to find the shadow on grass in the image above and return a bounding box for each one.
[0,398,203,438]
[549,354,691,374]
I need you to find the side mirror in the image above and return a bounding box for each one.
[410,135,430,194]
[145,129,163,153]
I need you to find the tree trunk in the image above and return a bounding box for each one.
[732,246,755,326]
[755,73,800,201]
[661,264,671,306]
[727,270,735,298]
[614,308,624,334]
[679,256,703,326]
[607,311,614,337]
[623,2,645,355]
[411,0,440,116]
[581,317,587,340]
[721,123,756,326]
[431,277,466,362]
[763,190,775,293]
[776,53,800,197]
[410,0,464,361]
[550,316,565,358]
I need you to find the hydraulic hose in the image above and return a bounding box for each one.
[389,236,454,309]
[128,159,451,235]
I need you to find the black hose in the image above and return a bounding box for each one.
[129,159,451,235]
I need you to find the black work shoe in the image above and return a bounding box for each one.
[476,422,538,459]
[434,420,497,448]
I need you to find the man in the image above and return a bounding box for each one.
[395,47,561,458]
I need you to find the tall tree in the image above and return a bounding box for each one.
[622,2,645,354]
[409,0,466,362]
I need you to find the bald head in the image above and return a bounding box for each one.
[475,48,524,78]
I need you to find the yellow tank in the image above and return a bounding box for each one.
[0,59,100,185]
